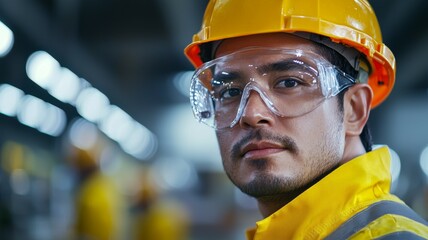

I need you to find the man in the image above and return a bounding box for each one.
[69,147,124,240]
[185,0,428,239]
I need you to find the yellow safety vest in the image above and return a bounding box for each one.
[246,146,428,239]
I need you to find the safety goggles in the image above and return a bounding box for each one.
[190,47,356,130]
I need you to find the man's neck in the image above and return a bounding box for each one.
[256,191,302,217]
[341,135,367,165]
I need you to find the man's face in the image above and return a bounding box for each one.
[214,33,346,198]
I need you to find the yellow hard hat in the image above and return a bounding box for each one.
[184,0,395,108]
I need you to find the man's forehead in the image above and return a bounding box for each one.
[214,33,320,58]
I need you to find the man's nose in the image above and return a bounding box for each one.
[238,90,275,128]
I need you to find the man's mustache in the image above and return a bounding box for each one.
[230,129,298,160]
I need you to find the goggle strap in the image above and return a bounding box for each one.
[333,69,357,96]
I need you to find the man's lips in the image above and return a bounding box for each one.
[241,142,285,159]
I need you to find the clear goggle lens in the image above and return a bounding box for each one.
[190,47,355,130]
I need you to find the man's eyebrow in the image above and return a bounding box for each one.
[256,59,307,74]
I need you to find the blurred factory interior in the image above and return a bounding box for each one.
[0,0,428,239]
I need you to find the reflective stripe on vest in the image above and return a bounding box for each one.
[325,200,428,240]
[375,231,426,240]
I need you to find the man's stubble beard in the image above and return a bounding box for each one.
[222,123,344,200]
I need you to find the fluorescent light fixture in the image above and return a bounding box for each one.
[0,20,14,57]
[38,104,67,136]
[25,51,158,157]
[389,147,401,184]
[0,84,24,117]
[99,105,158,160]
[69,118,99,150]
[420,146,428,177]
[99,105,134,143]
[75,87,110,123]
[15,93,66,136]
[48,67,82,104]
[26,51,61,89]
[17,95,47,128]
[119,124,158,160]
[172,71,194,97]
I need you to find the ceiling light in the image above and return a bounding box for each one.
[0,20,14,57]
[0,84,24,117]
[26,51,61,89]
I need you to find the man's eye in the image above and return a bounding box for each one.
[220,88,242,99]
[276,78,301,88]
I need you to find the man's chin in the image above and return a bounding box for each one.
[237,174,300,198]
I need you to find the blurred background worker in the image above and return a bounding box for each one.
[68,147,124,240]
[184,0,428,239]
[130,169,189,240]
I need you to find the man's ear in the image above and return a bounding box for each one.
[343,84,373,136]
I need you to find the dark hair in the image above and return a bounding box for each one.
[199,42,214,63]
[315,43,373,152]
[199,39,373,152]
